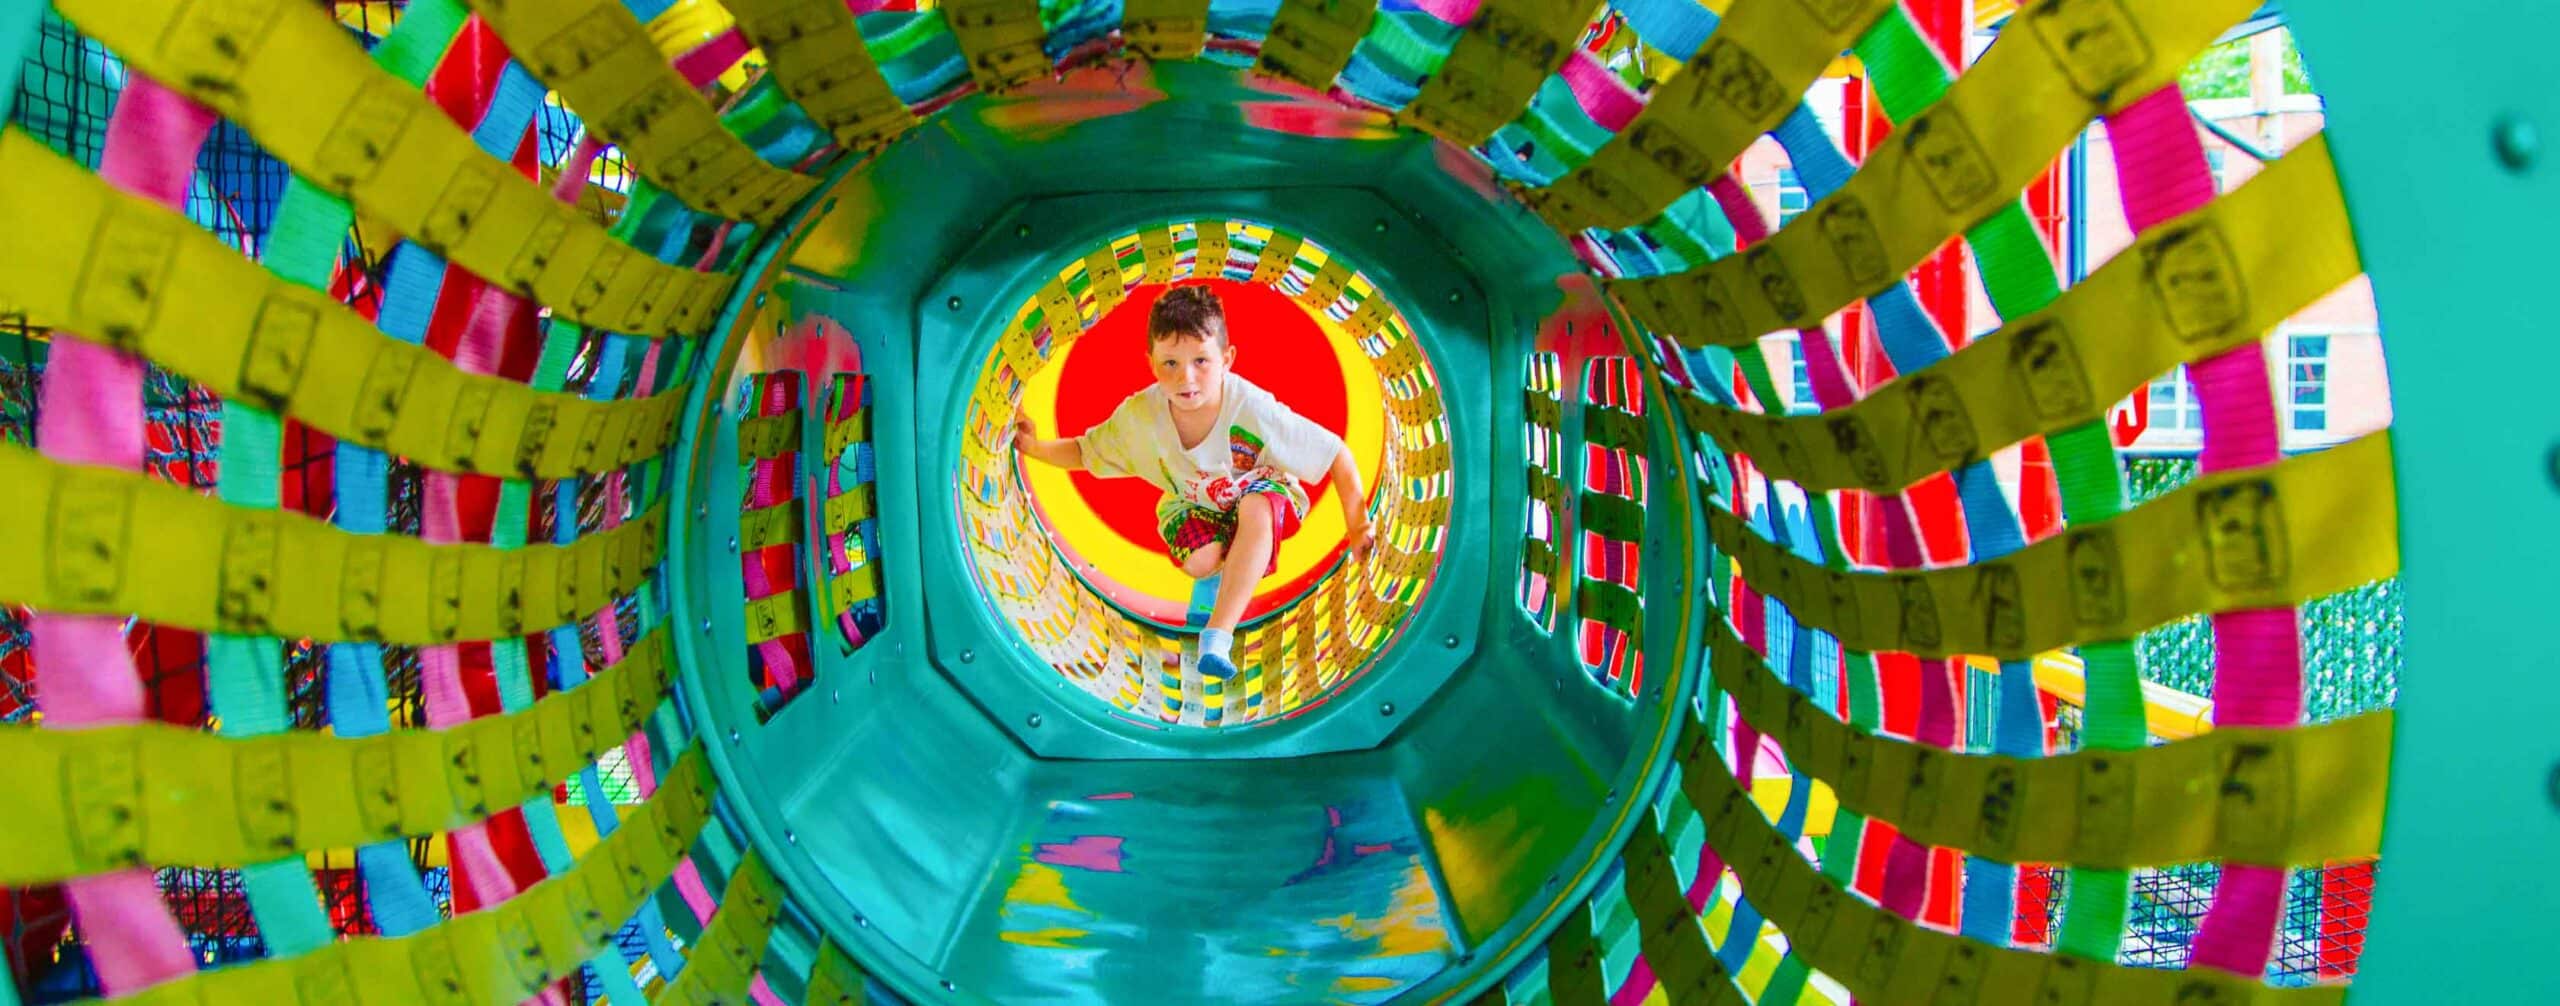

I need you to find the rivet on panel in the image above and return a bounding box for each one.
[2546,442,2560,490]
[941,981,957,992]
[946,295,963,311]
[831,688,841,704]
[786,831,798,845]
[2494,116,2541,172]
[1443,633,1460,648]
[1027,713,1043,728]
[727,536,738,553]
[1378,701,1396,716]
[1446,290,1462,304]
[1373,219,1389,233]
[696,503,708,521]
[2547,760,2560,812]
[961,649,976,663]
[728,729,742,745]
[1015,223,1032,237]
[699,619,712,634]
[855,914,869,927]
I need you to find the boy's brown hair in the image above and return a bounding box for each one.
[1148,285,1227,348]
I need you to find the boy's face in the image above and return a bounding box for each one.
[1149,328,1234,415]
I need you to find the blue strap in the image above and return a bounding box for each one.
[1609,0,1716,61]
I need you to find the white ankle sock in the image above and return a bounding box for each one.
[1199,627,1234,660]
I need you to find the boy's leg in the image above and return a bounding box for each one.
[1159,499,1231,579]
[1206,494,1279,631]
[1179,542,1227,579]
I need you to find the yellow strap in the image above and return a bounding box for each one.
[460,0,818,226]
[1544,901,1607,1006]
[826,408,872,462]
[1124,0,1211,60]
[1343,295,1392,339]
[804,938,873,1005]
[1192,219,1231,279]
[741,500,801,550]
[1257,0,1377,92]
[51,0,731,339]
[1707,431,2397,659]
[1702,613,2387,867]
[0,131,679,481]
[725,0,918,153]
[827,489,875,536]
[1397,1,1599,148]
[1675,719,2344,1005]
[100,746,714,1006]
[942,0,1050,93]
[746,589,807,644]
[1681,138,2358,491]
[1295,258,1355,312]
[1621,819,1745,1003]
[661,854,784,1004]
[1139,226,1181,285]
[1035,275,1084,345]
[1251,231,1304,286]
[1,631,674,885]
[738,409,802,460]
[1532,0,1899,231]
[1612,0,2261,342]
[1084,245,1129,316]
[0,444,666,644]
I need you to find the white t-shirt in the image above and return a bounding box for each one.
[1077,374,1345,513]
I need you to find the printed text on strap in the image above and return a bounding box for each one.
[462,0,822,225]
[1673,714,2346,1004]
[1,631,675,884]
[0,445,667,645]
[0,132,682,481]
[1677,138,2357,493]
[1610,0,2263,345]
[727,0,919,153]
[1705,432,2398,660]
[52,0,733,338]
[1703,612,2389,868]
[1398,1,1602,149]
[1530,0,1899,232]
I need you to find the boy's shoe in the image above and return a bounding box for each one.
[1198,651,1238,681]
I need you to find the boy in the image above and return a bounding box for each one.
[1014,285,1373,679]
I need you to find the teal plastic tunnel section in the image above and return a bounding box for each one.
[668,62,1699,1003]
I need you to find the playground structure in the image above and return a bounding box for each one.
[0,0,2546,1004]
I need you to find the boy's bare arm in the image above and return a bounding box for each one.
[1012,417,1085,470]
[1331,445,1373,555]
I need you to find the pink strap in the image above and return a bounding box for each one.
[740,378,804,689]
[34,75,218,996]
[1561,50,1640,131]
[2107,84,2296,977]
[551,136,605,202]
[1412,0,1483,24]
[675,29,753,86]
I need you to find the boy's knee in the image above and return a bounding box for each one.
[1181,543,1226,578]
[1236,495,1276,531]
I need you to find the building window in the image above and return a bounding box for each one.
[2286,334,2329,433]
[1776,167,1809,227]
[2149,367,2202,433]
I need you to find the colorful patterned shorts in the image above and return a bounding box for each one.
[1157,478,1303,576]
